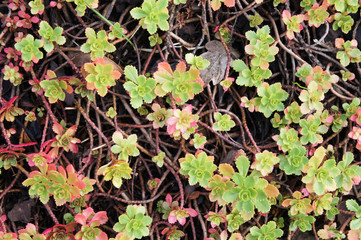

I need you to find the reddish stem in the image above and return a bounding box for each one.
[142,47,157,75]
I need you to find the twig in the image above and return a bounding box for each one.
[93,182,172,204]
[142,47,157,75]
[193,199,207,239]
[264,10,308,65]
[44,203,59,225]
[222,1,258,26]
[169,32,195,49]
[198,121,244,149]
[0,169,21,200]
[75,99,115,160]
[330,87,354,101]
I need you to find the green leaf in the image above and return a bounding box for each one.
[236,156,250,177]
[130,7,147,19]
[130,97,143,108]
[347,199,360,212]
[350,218,361,230]
[124,65,138,83]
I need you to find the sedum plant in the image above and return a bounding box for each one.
[168,206,197,226]
[66,0,98,16]
[340,70,355,81]
[18,223,46,240]
[29,0,44,15]
[245,40,278,70]
[299,114,328,145]
[80,28,116,61]
[283,101,303,124]
[313,193,333,216]
[123,65,156,108]
[304,3,329,28]
[154,62,204,105]
[302,147,340,195]
[349,126,361,151]
[289,213,316,232]
[97,160,132,188]
[27,152,53,168]
[282,191,313,216]
[335,38,361,67]
[2,63,23,86]
[161,226,184,240]
[0,149,24,173]
[148,33,162,47]
[335,152,361,193]
[179,151,217,188]
[106,107,117,118]
[152,152,165,167]
[226,209,245,232]
[210,0,235,11]
[232,59,271,87]
[40,70,73,104]
[83,57,122,97]
[113,205,152,239]
[303,66,338,92]
[166,105,198,139]
[346,200,361,231]
[249,14,263,28]
[46,122,81,158]
[279,146,308,175]
[208,174,234,205]
[69,77,96,101]
[254,82,289,118]
[38,21,66,53]
[111,131,139,161]
[212,113,235,132]
[296,63,313,81]
[146,103,172,129]
[328,0,359,13]
[43,223,77,239]
[130,0,169,34]
[343,97,361,118]
[245,26,279,70]
[251,150,280,176]
[191,133,207,149]
[273,0,286,7]
[15,34,43,63]
[108,23,127,40]
[205,211,226,228]
[0,96,24,122]
[300,0,315,10]
[222,155,274,217]
[74,207,108,240]
[299,81,325,114]
[317,223,345,239]
[273,127,300,152]
[332,13,354,34]
[246,221,283,240]
[23,164,94,206]
[185,53,210,70]
[282,10,304,39]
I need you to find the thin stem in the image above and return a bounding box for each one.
[0,169,21,200]
[198,121,244,149]
[44,203,59,225]
[94,182,172,204]
[75,99,115,160]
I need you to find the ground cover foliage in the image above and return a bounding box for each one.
[1,0,361,239]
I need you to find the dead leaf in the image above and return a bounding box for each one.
[199,40,228,86]
[8,199,35,223]
[264,183,280,199]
